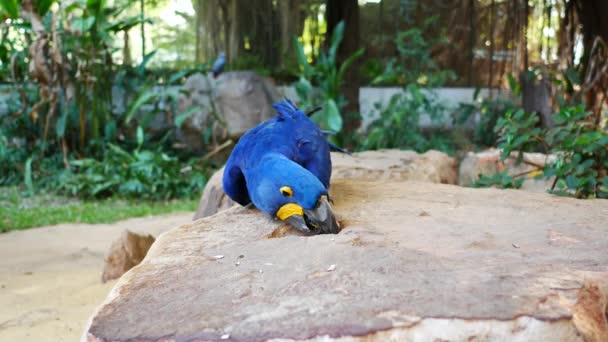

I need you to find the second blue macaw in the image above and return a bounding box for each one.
[211,52,226,78]
[222,99,340,234]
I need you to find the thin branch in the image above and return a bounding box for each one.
[200,139,234,163]
[550,174,558,191]
[512,167,543,178]
[61,138,71,169]
[9,53,28,120]
[504,152,546,169]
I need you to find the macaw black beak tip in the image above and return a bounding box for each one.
[282,196,340,235]
[303,196,341,234]
[284,215,311,234]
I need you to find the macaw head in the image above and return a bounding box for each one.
[245,155,340,234]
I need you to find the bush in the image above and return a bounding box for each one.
[483,105,608,198]
[357,17,457,155]
[0,1,219,200]
[293,21,364,133]
[358,84,455,154]
[57,143,207,200]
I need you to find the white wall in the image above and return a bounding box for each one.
[277,86,514,130]
[2,84,513,130]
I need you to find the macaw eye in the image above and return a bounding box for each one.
[280,186,293,197]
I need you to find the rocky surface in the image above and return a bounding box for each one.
[458,148,556,192]
[213,71,280,138]
[175,71,280,152]
[86,180,608,341]
[193,165,234,220]
[176,73,218,152]
[101,230,156,283]
[193,149,457,220]
[330,149,457,183]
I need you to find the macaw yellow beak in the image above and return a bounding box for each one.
[276,196,340,234]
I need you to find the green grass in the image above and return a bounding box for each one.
[0,187,198,232]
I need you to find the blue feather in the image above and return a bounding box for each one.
[271,98,302,119]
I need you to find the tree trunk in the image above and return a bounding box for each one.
[194,0,203,64]
[487,0,495,98]
[326,0,360,142]
[140,0,145,57]
[467,0,475,86]
[123,30,132,66]
[279,0,302,67]
[228,0,240,63]
[574,0,608,127]
[520,72,553,129]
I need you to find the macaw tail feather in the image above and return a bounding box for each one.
[272,98,301,119]
[328,141,351,155]
[306,106,322,117]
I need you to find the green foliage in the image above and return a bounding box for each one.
[357,19,457,155]
[472,170,525,189]
[0,0,19,19]
[454,91,518,147]
[230,53,271,77]
[0,1,218,203]
[57,143,207,200]
[360,84,454,154]
[0,136,28,186]
[543,107,608,198]
[489,105,608,199]
[0,186,197,232]
[2,0,151,153]
[293,21,364,132]
[495,109,544,160]
[370,16,455,87]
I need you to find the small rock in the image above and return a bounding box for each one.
[327,264,336,272]
[102,230,155,283]
[221,334,230,340]
[213,255,225,259]
[458,148,556,192]
[512,242,520,248]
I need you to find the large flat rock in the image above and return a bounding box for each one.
[85,181,608,341]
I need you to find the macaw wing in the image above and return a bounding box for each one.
[222,120,284,206]
[294,127,332,189]
[222,144,252,206]
[223,164,250,206]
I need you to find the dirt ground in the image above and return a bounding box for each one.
[0,212,194,342]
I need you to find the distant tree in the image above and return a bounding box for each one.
[326,0,361,141]
[192,0,306,70]
[571,0,608,124]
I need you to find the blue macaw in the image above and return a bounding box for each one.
[222,99,340,234]
[211,52,226,78]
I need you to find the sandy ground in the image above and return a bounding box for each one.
[0,212,194,342]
